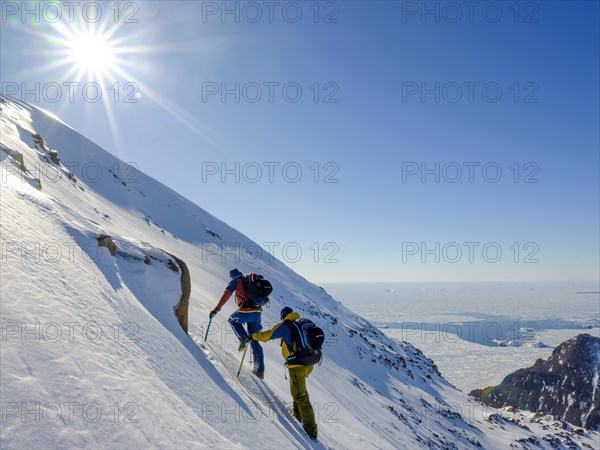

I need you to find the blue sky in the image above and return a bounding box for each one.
[1,1,598,282]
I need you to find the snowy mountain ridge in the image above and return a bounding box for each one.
[1,94,598,449]
[471,334,600,431]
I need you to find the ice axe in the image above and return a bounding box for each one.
[237,341,250,377]
[204,316,213,342]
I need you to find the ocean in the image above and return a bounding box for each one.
[322,281,600,392]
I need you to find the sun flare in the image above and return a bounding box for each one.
[69,32,116,73]
[24,7,219,152]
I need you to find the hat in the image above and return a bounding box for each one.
[280,306,293,320]
[229,268,242,279]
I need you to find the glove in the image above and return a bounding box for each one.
[209,308,219,319]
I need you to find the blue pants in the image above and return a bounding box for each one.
[228,311,265,373]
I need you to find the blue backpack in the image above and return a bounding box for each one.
[285,318,324,366]
[242,273,272,308]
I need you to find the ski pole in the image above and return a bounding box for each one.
[237,342,250,377]
[204,316,213,342]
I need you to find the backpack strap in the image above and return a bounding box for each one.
[284,320,304,354]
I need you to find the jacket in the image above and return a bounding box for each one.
[215,274,262,312]
[252,311,301,367]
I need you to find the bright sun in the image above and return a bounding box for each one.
[68,32,116,73]
[36,6,218,153]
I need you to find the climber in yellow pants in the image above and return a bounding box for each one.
[252,307,318,440]
[288,365,317,436]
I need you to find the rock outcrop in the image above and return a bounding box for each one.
[97,234,117,255]
[470,334,600,430]
[166,253,190,334]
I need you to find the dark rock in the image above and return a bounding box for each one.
[31,133,45,148]
[166,259,178,272]
[2,148,25,171]
[205,228,221,239]
[470,334,600,430]
[49,149,60,165]
[97,234,117,256]
[165,253,190,334]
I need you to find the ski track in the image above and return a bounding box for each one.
[195,336,317,449]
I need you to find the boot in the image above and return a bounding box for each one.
[238,335,251,352]
[252,367,264,379]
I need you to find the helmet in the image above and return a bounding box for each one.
[229,268,242,279]
[280,306,293,320]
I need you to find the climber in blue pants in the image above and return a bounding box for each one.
[210,268,265,378]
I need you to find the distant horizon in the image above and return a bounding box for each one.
[319,280,600,284]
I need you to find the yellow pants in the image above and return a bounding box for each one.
[288,365,317,436]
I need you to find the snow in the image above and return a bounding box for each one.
[324,282,599,395]
[2,94,599,448]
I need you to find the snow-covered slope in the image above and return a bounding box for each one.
[1,94,599,449]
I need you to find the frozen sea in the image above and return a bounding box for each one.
[322,281,600,393]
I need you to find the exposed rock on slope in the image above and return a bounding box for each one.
[167,252,191,334]
[470,334,600,430]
